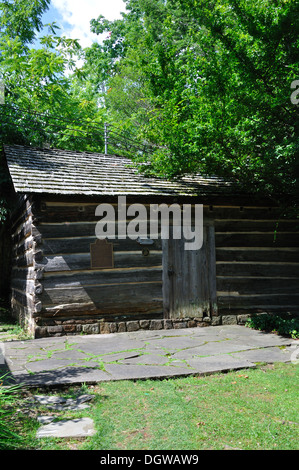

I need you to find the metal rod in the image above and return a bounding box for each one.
[104,123,108,155]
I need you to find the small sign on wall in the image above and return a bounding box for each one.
[90,239,114,269]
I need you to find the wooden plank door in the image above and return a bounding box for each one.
[162,224,217,319]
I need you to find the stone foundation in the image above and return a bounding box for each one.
[34,314,250,338]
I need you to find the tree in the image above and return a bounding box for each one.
[0,0,106,152]
[86,0,299,208]
[1,0,298,208]
[0,0,108,227]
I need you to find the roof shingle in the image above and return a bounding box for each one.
[4,144,237,197]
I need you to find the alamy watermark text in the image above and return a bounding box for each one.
[95,197,203,251]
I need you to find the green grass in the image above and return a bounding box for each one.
[3,362,298,451]
[0,304,32,341]
[0,375,24,449]
[84,363,299,451]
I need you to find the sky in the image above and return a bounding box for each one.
[41,0,127,48]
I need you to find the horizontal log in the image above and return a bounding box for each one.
[217,277,299,294]
[216,262,299,277]
[42,268,162,289]
[212,207,289,220]
[36,251,162,272]
[40,282,163,316]
[35,221,163,239]
[11,267,36,281]
[11,288,42,313]
[12,250,34,268]
[42,236,162,255]
[39,309,164,322]
[215,232,299,247]
[41,281,162,305]
[216,248,299,262]
[38,203,169,223]
[219,306,299,314]
[217,294,299,308]
[11,219,32,245]
[38,202,100,222]
[12,236,34,258]
[215,220,299,232]
[10,198,34,231]
[41,304,164,318]
[32,225,43,245]
[37,202,209,223]
[36,222,98,238]
[11,278,37,296]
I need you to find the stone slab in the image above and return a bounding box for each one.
[2,326,296,387]
[121,353,170,366]
[34,395,67,405]
[12,367,110,386]
[36,418,96,438]
[187,355,256,374]
[231,347,293,364]
[172,340,254,360]
[33,394,93,411]
[103,362,194,380]
[37,416,55,424]
[26,358,73,373]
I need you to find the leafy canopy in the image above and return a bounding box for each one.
[0,0,106,151]
[83,0,299,207]
[0,0,298,210]
[0,0,108,222]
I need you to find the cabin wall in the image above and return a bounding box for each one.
[29,197,298,338]
[0,220,11,301]
[213,206,299,324]
[10,195,42,335]
[32,199,164,338]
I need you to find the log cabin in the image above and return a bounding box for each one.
[3,144,299,338]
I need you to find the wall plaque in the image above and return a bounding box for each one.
[90,239,114,269]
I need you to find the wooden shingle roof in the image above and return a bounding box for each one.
[4,144,238,197]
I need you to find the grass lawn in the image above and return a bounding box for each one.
[2,362,298,451]
[0,304,32,341]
